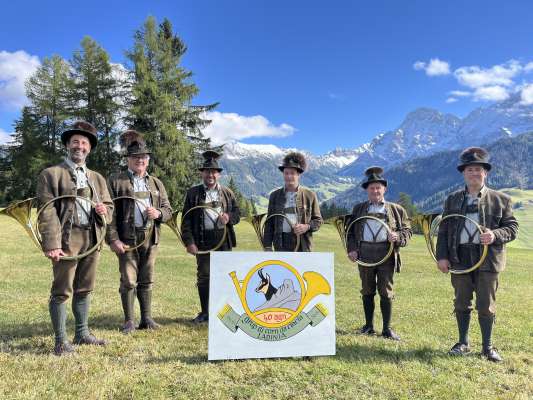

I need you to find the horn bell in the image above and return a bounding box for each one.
[0,198,41,249]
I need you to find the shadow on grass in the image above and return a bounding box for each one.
[0,313,199,355]
[336,342,446,363]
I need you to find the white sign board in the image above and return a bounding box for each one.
[208,252,335,360]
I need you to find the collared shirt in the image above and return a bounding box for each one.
[203,184,223,230]
[460,188,483,244]
[128,169,152,228]
[363,201,388,242]
[65,157,91,226]
[282,188,298,233]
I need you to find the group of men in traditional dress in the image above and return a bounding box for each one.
[35,120,518,362]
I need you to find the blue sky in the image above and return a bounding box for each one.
[1,0,533,153]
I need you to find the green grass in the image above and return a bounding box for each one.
[0,217,532,399]
[501,188,533,249]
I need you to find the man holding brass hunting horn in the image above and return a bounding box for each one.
[436,147,518,362]
[37,121,113,355]
[181,150,240,324]
[346,167,412,341]
[262,152,323,252]
[106,130,172,334]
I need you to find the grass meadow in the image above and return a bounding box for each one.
[0,214,532,399]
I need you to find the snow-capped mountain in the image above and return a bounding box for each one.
[221,141,363,169]
[219,142,360,206]
[339,94,533,177]
[217,95,533,210]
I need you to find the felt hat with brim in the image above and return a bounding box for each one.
[361,166,387,189]
[61,121,98,148]
[278,152,307,173]
[457,147,492,172]
[199,150,223,172]
[125,141,152,157]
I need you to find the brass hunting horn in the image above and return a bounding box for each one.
[111,196,154,252]
[327,214,394,267]
[414,213,488,274]
[248,213,301,251]
[165,205,228,255]
[1,195,107,261]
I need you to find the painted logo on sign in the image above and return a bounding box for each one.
[218,259,331,341]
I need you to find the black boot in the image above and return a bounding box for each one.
[120,289,136,334]
[137,289,160,330]
[380,296,400,341]
[192,286,209,324]
[49,299,74,355]
[479,315,502,362]
[448,311,472,356]
[358,295,375,335]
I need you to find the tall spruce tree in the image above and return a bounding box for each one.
[69,36,123,174]
[126,16,217,208]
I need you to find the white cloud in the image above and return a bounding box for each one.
[202,111,296,145]
[0,127,14,144]
[0,50,41,110]
[416,58,533,104]
[449,90,471,97]
[473,85,509,101]
[454,60,522,89]
[413,58,450,76]
[520,84,533,105]
[413,61,426,71]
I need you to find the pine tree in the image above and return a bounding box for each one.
[69,36,123,174]
[25,55,71,155]
[126,17,217,208]
[1,108,60,201]
[398,192,421,233]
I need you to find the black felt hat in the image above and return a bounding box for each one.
[199,150,223,172]
[361,166,387,189]
[457,147,492,172]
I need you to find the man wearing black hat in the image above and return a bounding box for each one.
[436,147,518,362]
[106,130,172,334]
[263,152,323,251]
[346,166,412,341]
[181,150,240,323]
[36,120,113,355]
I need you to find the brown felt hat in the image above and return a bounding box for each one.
[61,121,98,148]
[457,147,491,172]
[278,152,307,173]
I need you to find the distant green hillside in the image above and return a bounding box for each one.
[501,188,533,249]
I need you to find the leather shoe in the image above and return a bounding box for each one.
[192,312,209,324]
[382,328,401,341]
[482,346,503,362]
[53,341,75,356]
[73,333,108,346]
[138,317,161,330]
[121,320,136,334]
[448,342,471,356]
[358,325,376,335]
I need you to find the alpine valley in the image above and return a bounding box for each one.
[218,94,533,212]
